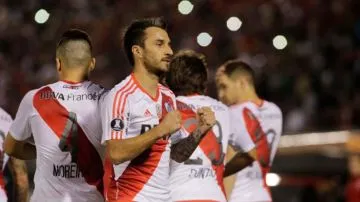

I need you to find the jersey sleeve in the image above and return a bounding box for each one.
[101,89,131,144]
[9,91,34,141]
[228,106,256,153]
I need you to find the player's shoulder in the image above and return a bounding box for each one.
[195,95,229,113]
[262,100,282,115]
[21,87,45,104]
[176,95,228,113]
[85,81,107,92]
[82,81,109,104]
[230,101,258,114]
[158,83,175,97]
[107,75,133,97]
[175,95,200,111]
[103,75,143,107]
[205,96,228,109]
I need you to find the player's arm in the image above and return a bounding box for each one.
[224,107,257,177]
[224,146,236,198]
[224,147,257,177]
[8,157,29,202]
[106,110,181,165]
[4,91,35,160]
[170,107,216,163]
[107,111,181,165]
[4,134,36,160]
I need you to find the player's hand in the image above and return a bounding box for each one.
[158,110,182,137]
[196,107,216,133]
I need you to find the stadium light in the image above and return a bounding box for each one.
[34,9,50,24]
[226,17,242,31]
[197,32,212,47]
[178,0,194,15]
[272,35,287,50]
[266,173,281,187]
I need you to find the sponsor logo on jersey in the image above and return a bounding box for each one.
[40,91,101,101]
[66,93,100,101]
[111,118,124,131]
[40,91,65,100]
[63,84,81,89]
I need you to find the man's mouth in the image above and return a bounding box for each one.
[162,58,171,62]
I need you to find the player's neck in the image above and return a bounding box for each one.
[133,65,159,98]
[59,71,88,83]
[236,91,262,106]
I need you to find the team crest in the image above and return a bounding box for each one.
[110,118,124,131]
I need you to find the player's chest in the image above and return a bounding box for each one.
[128,95,175,130]
[128,101,162,131]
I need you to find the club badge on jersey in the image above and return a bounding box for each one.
[111,118,124,131]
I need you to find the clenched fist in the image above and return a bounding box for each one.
[158,110,182,137]
[196,107,216,133]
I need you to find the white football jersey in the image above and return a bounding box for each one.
[9,80,107,202]
[170,95,235,202]
[101,74,186,202]
[229,100,282,202]
[0,107,12,201]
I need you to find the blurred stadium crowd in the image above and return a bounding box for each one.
[1,0,360,134]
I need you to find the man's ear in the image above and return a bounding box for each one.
[132,45,143,59]
[89,57,96,71]
[56,58,61,72]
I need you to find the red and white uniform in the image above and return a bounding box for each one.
[9,81,106,202]
[0,108,12,201]
[229,101,282,202]
[170,95,236,202]
[101,74,186,202]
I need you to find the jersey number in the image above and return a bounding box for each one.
[58,112,78,163]
[184,121,225,166]
[251,128,277,168]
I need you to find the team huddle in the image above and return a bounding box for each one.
[1,17,282,202]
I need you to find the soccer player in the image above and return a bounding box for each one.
[165,50,254,202]
[216,60,283,202]
[0,107,29,202]
[101,18,215,202]
[4,29,106,202]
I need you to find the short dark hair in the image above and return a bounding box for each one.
[56,29,93,68]
[166,50,207,96]
[57,29,92,52]
[221,60,255,85]
[123,17,167,66]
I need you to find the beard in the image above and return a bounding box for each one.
[144,59,168,78]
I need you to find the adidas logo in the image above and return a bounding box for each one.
[144,109,152,117]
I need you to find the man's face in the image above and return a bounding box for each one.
[141,27,173,74]
[216,74,238,106]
